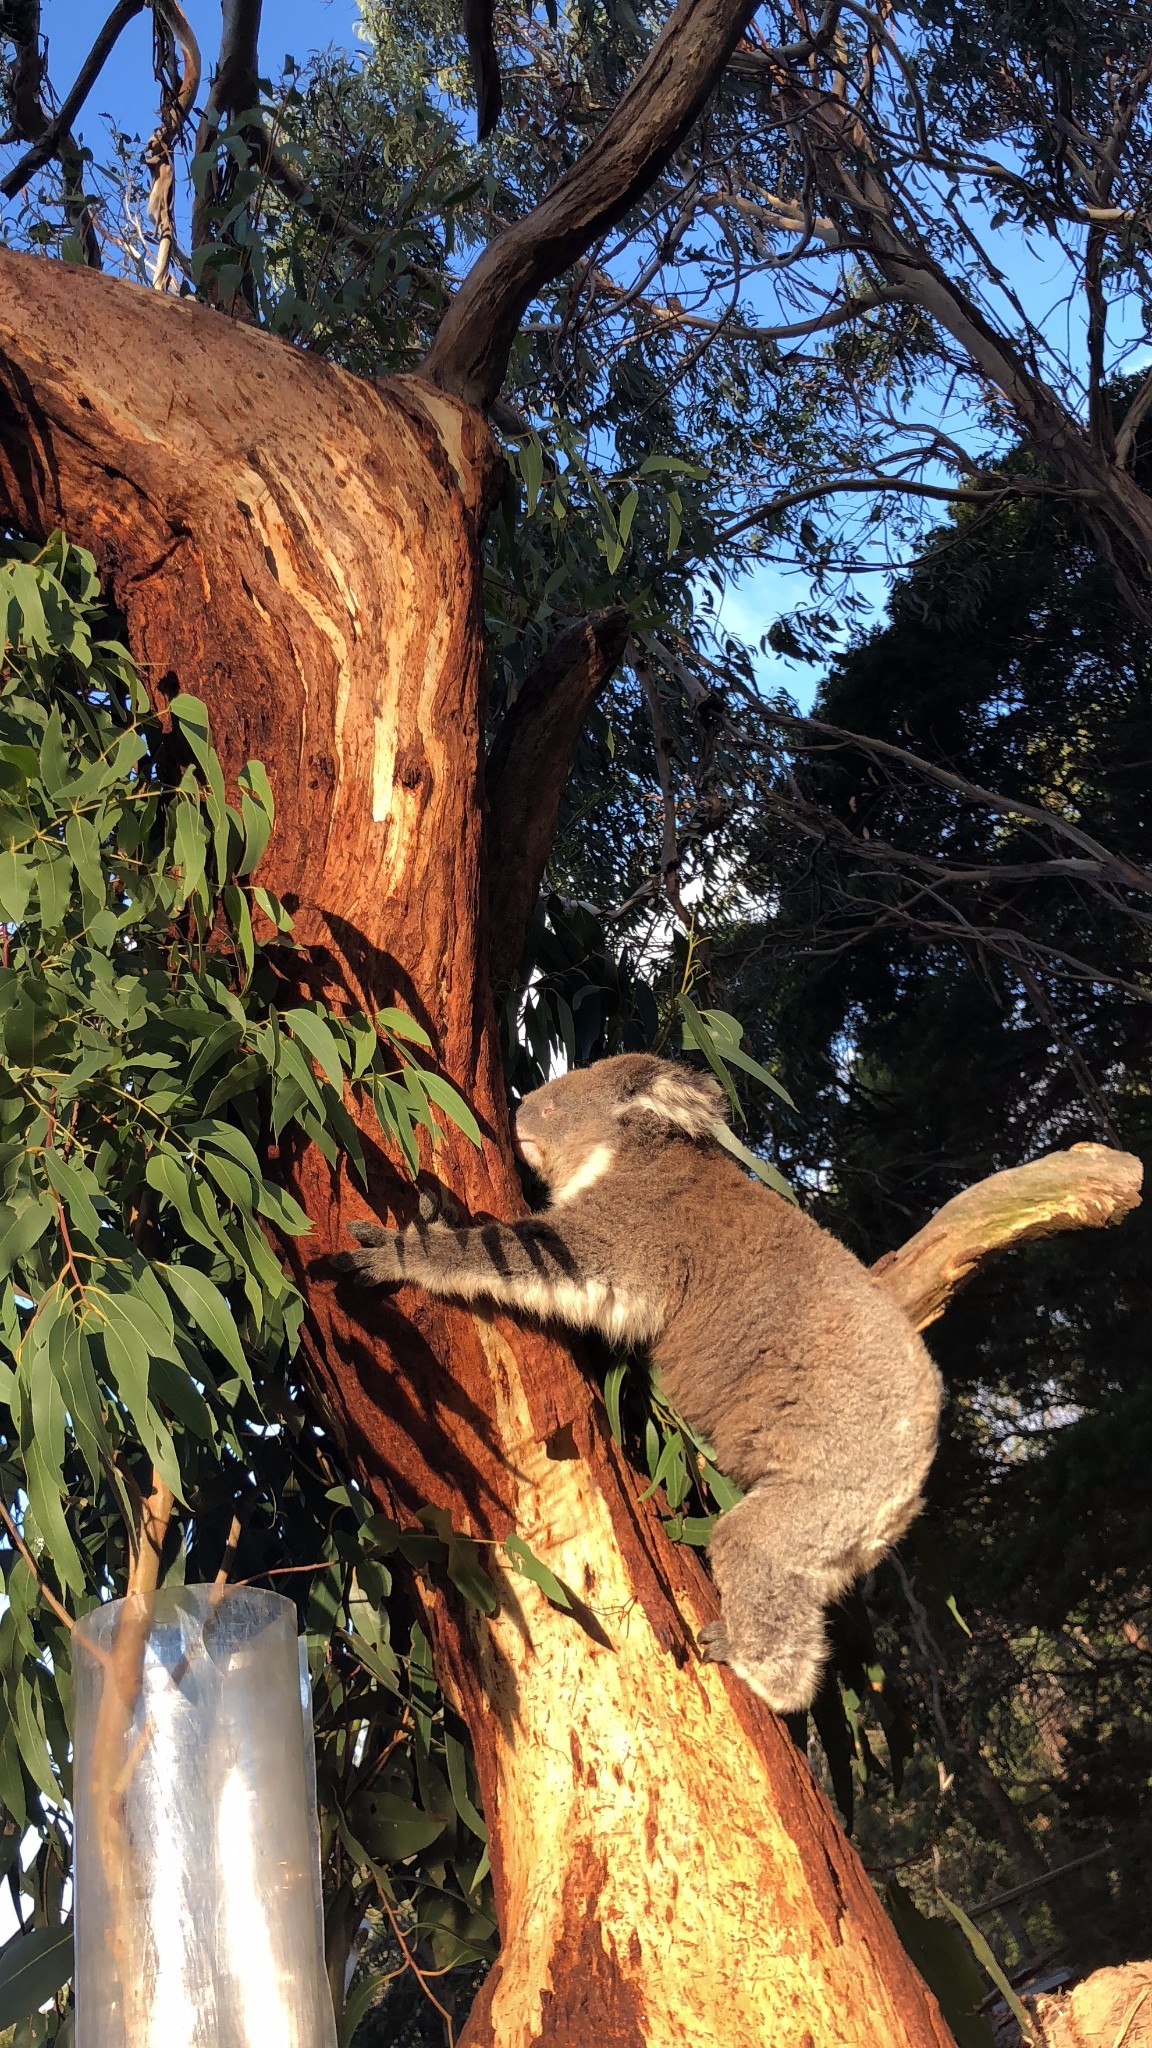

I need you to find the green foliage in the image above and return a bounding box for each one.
[0,535,494,2037]
[0,1930,73,2032]
[0,535,803,2042]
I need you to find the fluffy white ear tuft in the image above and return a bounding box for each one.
[623,1067,726,1138]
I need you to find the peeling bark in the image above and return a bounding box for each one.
[0,250,964,2047]
[486,606,630,988]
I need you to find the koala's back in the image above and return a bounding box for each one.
[622,1146,941,1505]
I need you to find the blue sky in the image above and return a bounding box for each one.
[44,0,365,126]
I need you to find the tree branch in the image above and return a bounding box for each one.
[872,1144,1143,1331]
[486,607,630,985]
[0,0,119,263]
[463,0,502,141]
[127,1469,176,1598]
[710,470,1095,548]
[421,0,763,408]
[190,0,262,274]
[0,0,147,199]
[751,75,1152,621]
[776,709,1152,900]
[1115,361,1152,469]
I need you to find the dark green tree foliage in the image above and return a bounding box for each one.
[716,469,1152,1969]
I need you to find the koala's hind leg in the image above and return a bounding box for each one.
[701,1482,864,1714]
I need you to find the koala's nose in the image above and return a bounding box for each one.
[511,1117,542,1171]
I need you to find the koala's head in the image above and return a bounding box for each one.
[512,1054,725,1197]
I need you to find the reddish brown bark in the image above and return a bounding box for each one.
[0,251,963,2046]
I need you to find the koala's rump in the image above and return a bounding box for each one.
[653,1180,941,1501]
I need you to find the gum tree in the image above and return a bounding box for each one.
[0,3,1142,2042]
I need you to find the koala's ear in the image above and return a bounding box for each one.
[619,1064,725,1138]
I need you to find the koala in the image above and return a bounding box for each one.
[333,1053,942,1713]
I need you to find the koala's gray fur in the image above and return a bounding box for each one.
[333,1053,942,1713]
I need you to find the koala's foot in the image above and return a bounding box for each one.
[699,1617,823,1710]
[726,1643,826,1715]
[697,1619,731,1663]
[416,1181,469,1227]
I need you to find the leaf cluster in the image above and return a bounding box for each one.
[0,535,492,2040]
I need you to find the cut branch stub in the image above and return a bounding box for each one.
[872,1143,1143,1332]
[486,606,630,987]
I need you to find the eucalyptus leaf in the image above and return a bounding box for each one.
[0,1924,73,2027]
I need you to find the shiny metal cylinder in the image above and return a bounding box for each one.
[72,1585,336,2048]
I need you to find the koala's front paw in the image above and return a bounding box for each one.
[345,1219,393,1247]
[331,1222,406,1288]
[697,1619,731,1665]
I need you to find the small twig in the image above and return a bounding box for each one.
[213,1511,244,1586]
[237,1560,338,1583]
[0,1493,73,1632]
[376,1888,457,2046]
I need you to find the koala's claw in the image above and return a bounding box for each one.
[697,1620,731,1664]
[417,1181,468,1227]
[331,1227,403,1289]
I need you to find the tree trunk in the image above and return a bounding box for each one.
[0,251,962,2046]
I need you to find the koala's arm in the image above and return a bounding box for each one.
[334,1215,601,1320]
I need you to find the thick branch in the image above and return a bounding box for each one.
[486,606,630,986]
[190,0,262,258]
[0,0,47,144]
[421,0,761,407]
[208,0,261,113]
[872,1144,1143,1330]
